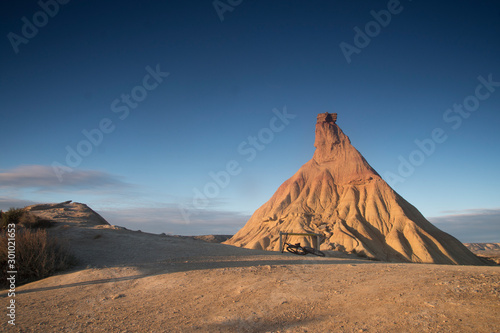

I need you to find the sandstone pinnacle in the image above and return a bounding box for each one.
[224,113,484,265]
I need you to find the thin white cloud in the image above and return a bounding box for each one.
[0,197,39,210]
[429,208,500,243]
[0,165,128,189]
[99,206,250,236]
[439,208,500,216]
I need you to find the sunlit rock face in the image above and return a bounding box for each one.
[224,113,484,265]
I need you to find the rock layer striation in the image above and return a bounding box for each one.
[224,113,483,265]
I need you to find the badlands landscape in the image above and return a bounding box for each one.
[2,113,499,332]
[0,201,499,332]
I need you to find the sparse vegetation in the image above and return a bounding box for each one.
[1,207,54,229]
[0,207,75,288]
[0,208,25,229]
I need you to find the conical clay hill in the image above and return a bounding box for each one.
[224,113,484,265]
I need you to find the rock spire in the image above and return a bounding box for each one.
[224,113,484,265]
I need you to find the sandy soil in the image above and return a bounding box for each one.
[1,205,499,332]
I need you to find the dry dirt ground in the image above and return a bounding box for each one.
[1,209,499,332]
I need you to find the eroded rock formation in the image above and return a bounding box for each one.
[224,113,484,265]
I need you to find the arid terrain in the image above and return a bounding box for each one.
[1,202,499,332]
[464,243,500,265]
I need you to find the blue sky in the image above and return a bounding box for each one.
[1,0,499,242]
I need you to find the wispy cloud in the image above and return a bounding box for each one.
[438,208,500,216]
[429,208,500,243]
[0,197,39,210]
[99,206,249,236]
[0,165,128,190]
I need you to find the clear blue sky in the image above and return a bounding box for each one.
[1,0,499,242]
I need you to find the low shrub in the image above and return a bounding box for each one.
[0,208,25,229]
[19,214,53,229]
[0,207,53,229]
[0,228,76,288]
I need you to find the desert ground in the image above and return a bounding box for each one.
[1,203,499,333]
